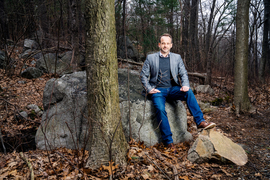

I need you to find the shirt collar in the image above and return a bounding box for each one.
[159,52,170,58]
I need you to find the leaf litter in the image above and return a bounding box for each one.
[0,49,270,179]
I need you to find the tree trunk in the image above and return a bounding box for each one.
[85,0,128,168]
[182,0,190,64]
[0,0,9,48]
[259,0,270,83]
[189,0,201,71]
[234,0,251,114]
[71,0,80,72]
[205,0,216,85]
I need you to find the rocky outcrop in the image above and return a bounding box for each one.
[36,69,191,150]
[21,67,43,79]
[195,85,215,95]
[36,51,84,75]
[117,36,139,61]
[187,128,248,166]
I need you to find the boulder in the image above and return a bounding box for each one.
[36,51,84,75]
[195,85,214,95]
[36,53,57,73]
[187,128,248,166]
[21,67,43,79]
[36,69,191,150]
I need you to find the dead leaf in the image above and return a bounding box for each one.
[211,174,222,180]
[179,175,189,180]
[255,172,262,177]
[147,164,155,172]
[8,161,18,168]
[141,173,149,179]
[102,161,119,175]
[221,169,232,177]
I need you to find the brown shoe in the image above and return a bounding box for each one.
[197,121,216,129]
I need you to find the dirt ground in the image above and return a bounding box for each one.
[0,59,269,179]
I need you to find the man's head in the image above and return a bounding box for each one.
[159,33,173,43]
[158,33,173,56]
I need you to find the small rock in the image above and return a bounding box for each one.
[18,81,26,84]
[24,39,38,50]
[16,111,28,120]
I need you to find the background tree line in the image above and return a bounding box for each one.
[0,0,269,83]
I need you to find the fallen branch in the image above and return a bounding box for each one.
[118,58,143,66]
[19,152,34,180]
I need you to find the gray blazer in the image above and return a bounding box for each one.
[140,52,190,93]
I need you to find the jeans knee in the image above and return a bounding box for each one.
[156,106,166,112]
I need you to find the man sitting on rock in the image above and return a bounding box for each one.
[140,33,216,149]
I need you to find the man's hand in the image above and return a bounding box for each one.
[180,86,189,92]
[148,88,161,94]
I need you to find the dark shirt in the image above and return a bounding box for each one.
[157,56,172,88]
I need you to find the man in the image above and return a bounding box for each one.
[140,33,215,148]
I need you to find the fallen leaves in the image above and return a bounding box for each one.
[102,161,119,175]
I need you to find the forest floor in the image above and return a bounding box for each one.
[0,55,270,179]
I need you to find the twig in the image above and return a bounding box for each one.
[19,152,34,180]
[56,151,84,174]
[144,152,171,180]
[0,127,6,154]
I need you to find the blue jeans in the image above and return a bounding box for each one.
[150,86,204,145]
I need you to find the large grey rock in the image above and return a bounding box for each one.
[187,128,248,166]
[36,69,191,150]
[21,67,43,79]
[195,85,214,95]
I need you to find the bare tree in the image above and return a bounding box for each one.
[259,0,270,83]
[234,0,251,114]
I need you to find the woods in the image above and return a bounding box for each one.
[0,0,270,179]
[0,0,268,81]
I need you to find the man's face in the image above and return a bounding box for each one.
[158,36,173,54]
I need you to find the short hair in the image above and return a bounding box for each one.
[159,33,173,43]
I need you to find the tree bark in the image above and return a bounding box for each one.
[189,0,201,71]
[0,0,9,48]
[259,0,270,83]
[234,0,251,114]
[71,0,80,72]
[205,0,216,85]
[182,0,190,62]
[85,0,128,168]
